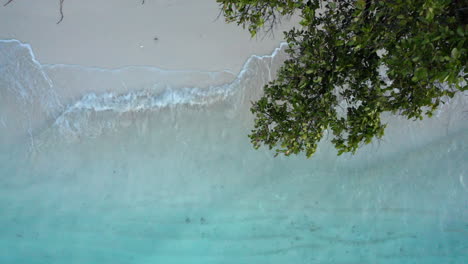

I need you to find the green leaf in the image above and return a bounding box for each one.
[355,0,366,10]
[415,67,428,80]
[451,48,460,59]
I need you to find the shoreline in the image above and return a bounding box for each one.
[0,38,288,105]
[0,38,289,146]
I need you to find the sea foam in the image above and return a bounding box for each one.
[0,39,287,142]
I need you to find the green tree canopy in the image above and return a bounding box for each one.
[218,0,467,157]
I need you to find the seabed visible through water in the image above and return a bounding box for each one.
[0,39,467,263]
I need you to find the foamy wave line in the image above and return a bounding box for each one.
[0,39,51,83]
[0,39,62,113]
[53,42,286,123]
[54,84,232,121]
[40,43,286,139]
[1,38,288,142]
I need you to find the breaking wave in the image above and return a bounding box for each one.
[0,39,287,142]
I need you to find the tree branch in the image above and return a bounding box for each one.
[4,0,65,24]
[56,0,64,24]
[3,0,14,7]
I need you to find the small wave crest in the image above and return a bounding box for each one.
[0,39,63,148]
[51,42,287,139]
[0,39,287,142]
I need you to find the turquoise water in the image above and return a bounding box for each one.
[1,40,467,263]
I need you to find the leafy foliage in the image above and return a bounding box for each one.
[218,0,467,157]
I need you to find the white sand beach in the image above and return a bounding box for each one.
[0,0,297,73]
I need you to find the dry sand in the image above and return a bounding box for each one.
[0,0,298,73]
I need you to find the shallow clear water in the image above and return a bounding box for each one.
[1,40,467,263]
